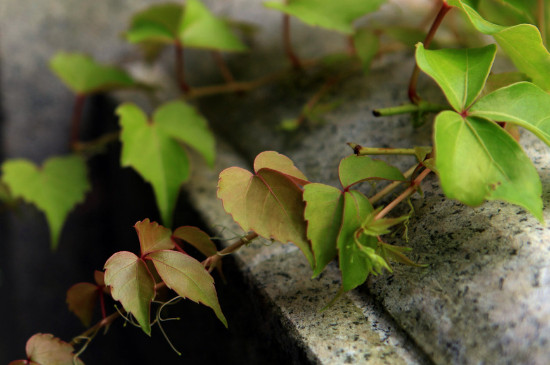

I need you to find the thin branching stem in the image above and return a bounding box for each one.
[203,231,259,272]
[373,101,449,117]
[294,76,340,127]
[212,51,236,84]
[175,41,191,94]
[349,144,418,156]
[187,59,318,99]
[375,168,432,220]
[369,165,417,204]
[283,13,302,69]
[70,312,120,347]
[70,94,87,150]
[408,1,452,104]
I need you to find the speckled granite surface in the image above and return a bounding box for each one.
[185,141,430,364]
[184,33,550,365]
[4,0,550,363]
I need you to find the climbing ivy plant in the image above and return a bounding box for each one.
[5,0,550,363]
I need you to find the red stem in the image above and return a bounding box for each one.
[70,94,86,149]
[283,14,301,69]
[347,35,356,56]
[99,288,107,320]
[175,41,191,94]
[538,0,547,46]
[375,168,432,220]
[408,1,452,104]
[212,51,236,84]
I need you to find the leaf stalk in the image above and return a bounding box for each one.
[408,1,452,104]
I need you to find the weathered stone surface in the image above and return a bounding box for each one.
[5,0,549,364]
[185,141,430,364]
[189,45,550,364]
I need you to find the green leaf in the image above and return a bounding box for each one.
[434,111,542,221]
[448,0,550,91]
[147,250,227,327]
[153,100,216,167]
[264,0,386,34]
[303,183,344,276]
[50,52,135,94]
[353,28,379,73]
[360,208,409,236]
[125,3,182,44]
[415,43,497,111]
[477,0,536,24]
[217,151,314,267]
[134,219,175,256]
[338,155,405,189]
[1,155,90,248]
[470,82,550,146]
[66,282,99,327]
[119,101,216,227]
[104,251,155,335]
[179,0,247,52]
[173,226,217,257]
[382,26,436,48]
[338,190,377,291]
[14,333,84,365]
[482,72,528,96]
[378,242,425,268]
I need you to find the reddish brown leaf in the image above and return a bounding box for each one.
[173,226,217,257]
[135,218,175,256]
[66,282,99,327]
[10,333,84,365]
[217,151,314,267]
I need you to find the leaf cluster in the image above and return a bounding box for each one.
[218,152,420,292]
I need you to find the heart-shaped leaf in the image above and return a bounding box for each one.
[9,333,84,365]
[338,155,405,189]
[66,282,99,327]
[1,155,90,248]
[147,250,227,327]
[304,154,408,279]
[179,0,247,52]
[125,3,182,44]
[470,82,550,146]
[264,0,386,34]
[415,43,496,112]
[135,219,175,256]
[173,226,217,257]
[153,100,216,167]
[448,0,550,91]
[217,151,314,267]
[118,101,215,227]
[434,111,542,221]
[50,52,135,95]
[104,251,155,335]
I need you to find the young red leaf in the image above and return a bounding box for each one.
[173,226,217,257]
[104,251,155,335]
[253,151,309,185]
[9,333,84,365]
[135,219,175,256]
[66,282,99,327]
[147,250,227,327]
[217,151,314,268]
[94,270,105,287]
